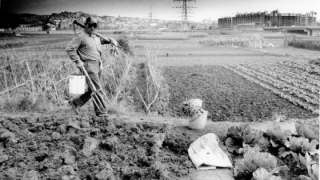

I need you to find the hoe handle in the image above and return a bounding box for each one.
[73,20,85,28]
[73,20,119,53]
[79,66,97,92]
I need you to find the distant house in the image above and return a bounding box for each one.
[15,24,43,31]
[52,20,61,28]
[59,20,67,29]
[167,22,181,29]
[195,23,208,30]
[101,16,115,23]
[97,18,107,29]
[167,22,189,31]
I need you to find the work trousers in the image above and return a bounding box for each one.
[73,60,106,114]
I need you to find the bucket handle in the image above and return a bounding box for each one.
[188,114,201,123]
[189,110,208,122]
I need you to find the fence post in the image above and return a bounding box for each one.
[3,71,10,100]
[25,61,36,104]
[7,57,18,86]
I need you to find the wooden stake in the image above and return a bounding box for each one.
[25,61,36,104]
[7,57,18,86]
[3,71,10,100]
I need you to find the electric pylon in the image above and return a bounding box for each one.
[173,0,196,22]
[149,6,154,22]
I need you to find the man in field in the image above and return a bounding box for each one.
[66,16,118,117]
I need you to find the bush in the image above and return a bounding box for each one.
[116,36,134,56]
[285,35,320,51]
[200,36,250,47]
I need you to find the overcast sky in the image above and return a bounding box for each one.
[2,0,320,22]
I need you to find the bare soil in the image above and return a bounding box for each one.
[164,65,317,122]
[0,113,199,180]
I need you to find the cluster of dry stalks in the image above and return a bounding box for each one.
[0,48,77,111]
[101,43,168,115]
[135,49,166,114]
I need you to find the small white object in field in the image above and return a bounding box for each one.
[268,43,275,48]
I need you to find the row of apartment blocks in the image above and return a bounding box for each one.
[52,16,113,30]
[50,17,167,30]
[218,10,317,28]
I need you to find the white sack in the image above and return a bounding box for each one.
[188,133,232,170]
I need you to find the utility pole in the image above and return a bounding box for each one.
[149,6,153,22]
[173,0,196,22]
[148,6,157,30]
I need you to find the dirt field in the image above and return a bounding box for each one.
[0,31,319,180]
[164,65,317,121]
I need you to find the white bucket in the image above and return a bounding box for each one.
[188,109,208,130]
[69,74,86,95]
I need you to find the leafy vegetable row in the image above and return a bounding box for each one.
[246,64,320,94]
[225,66,319,114]
[223,121,319,180]
[260,64,320,89]
[278,62,320,81]
[231,65,319,107]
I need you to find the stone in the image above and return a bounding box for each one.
[0,154,9,163]
[52,132,62,140]
[82,137,99,157]
[22,170,39,180]
[95,168,116,180]
[80,120,90,128]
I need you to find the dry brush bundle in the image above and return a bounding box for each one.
[134,49,170,115]
[116,36,134,56]
[101,51,136,106]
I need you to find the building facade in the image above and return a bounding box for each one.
[218,10,317,28]
[15,24,43,31]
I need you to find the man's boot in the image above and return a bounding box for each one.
[69,99,80,115]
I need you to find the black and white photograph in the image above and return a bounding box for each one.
[0,0,319,179]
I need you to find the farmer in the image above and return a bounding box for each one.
[66,16,118,117]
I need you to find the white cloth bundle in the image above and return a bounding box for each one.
[188,133,232,170]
